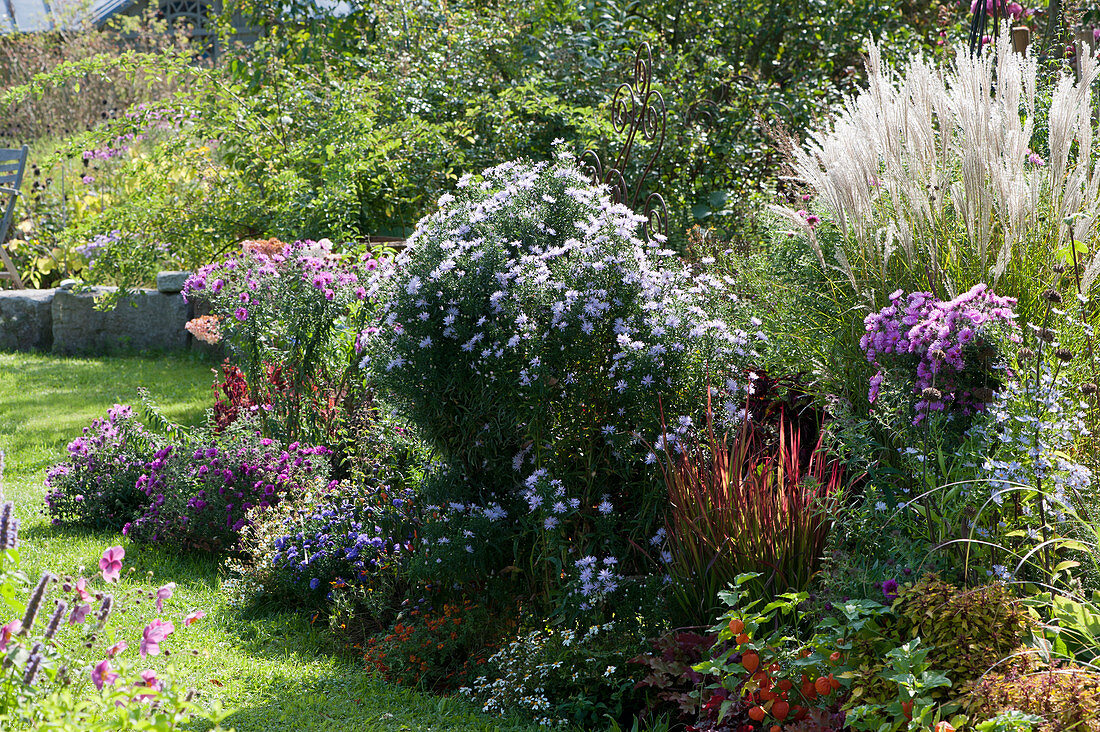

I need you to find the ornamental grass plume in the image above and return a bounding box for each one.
[659,391,844,625]
[778,32,1100,320]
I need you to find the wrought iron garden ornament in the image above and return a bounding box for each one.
[581,42,669,243]
[968,0,1004,56]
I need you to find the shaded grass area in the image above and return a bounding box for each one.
[0,352,540,731]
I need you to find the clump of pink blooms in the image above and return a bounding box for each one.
[860,284,1018,423]
[184,315,221,345]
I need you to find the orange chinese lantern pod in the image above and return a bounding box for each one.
[800,673,810,684]
[829,651,842,662]
[934,723,956,732]
[772,700,790,721]
[799,647,812,658]
[814,676,832,696]
[901,701,914,721]
[801,681,817,699]
[793,705,808,721]
[777,679,793,691]
[828,674,841,690]
[748,706,767,722]
[760,689,778,702]
[742,651,760,674]
[737,633,751,645]
[728,618,745,635]
[769,662,782,674]
[770,727,782,732]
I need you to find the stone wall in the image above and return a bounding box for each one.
[0,272,203,355]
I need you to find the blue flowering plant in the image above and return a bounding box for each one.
[365,147,764,614]
[183,238,383,444]
[44,405,165,532]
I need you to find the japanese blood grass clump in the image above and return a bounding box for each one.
[658,393,844,625]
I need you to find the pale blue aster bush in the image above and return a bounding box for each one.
[365,148,763,611]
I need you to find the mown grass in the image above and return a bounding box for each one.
[0,352,542,731]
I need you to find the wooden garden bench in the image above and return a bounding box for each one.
[0,146,28,289]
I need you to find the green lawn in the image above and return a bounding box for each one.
[0,352,541,731]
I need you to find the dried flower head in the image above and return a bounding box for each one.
[1018,347,1035,362]
[1052,263,1067,274]
[973,387,995,403]
[1082,382,1098,395]
[1055,347,1075,362]
[922,387,943,401]
[1042,289,1063,303]
[1037,328,1056,343]
[928,348,947,360]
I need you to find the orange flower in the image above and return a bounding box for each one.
[934,723,956,732]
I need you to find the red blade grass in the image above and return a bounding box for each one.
[658,391,844,624]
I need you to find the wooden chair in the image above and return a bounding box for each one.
[0,146,28,289]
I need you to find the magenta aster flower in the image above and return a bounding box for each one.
[184,609,206,626]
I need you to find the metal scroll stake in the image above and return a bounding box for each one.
[581,42,670,243]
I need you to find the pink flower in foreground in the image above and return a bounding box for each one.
[0,619,20,650]
[74,577,91,601]
[140,618,175,657]
[139,668,161,691]
[99,546,125,583]
[184,609,206,627]
[155,583,176,613]
[107,640,128,657]
[68,603,91,625]
[91,659,119,690]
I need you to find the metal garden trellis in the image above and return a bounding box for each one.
[580,42,670,244]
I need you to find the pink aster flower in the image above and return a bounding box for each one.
[107,640,128,657]
[74,577,91,601]
[184,609,206,627]
[155,582,175,613]
[91,659,119,690]
[99,546,125,583]
[140,618,175,657]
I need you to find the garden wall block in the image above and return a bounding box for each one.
[52,287,190,355]
[0,289,54,352]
